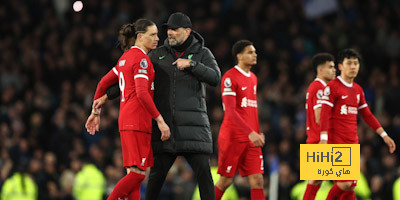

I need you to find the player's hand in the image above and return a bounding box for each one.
[173,58,190,70]
[93,94,108,109]
[249,131,265,147]
[319,140,327,144]
[383,136,396,154]
[155,115,170,141]
[85,114,100,135]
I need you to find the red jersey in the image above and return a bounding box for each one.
[93,46,159,133]
[305,78,327,144]
[219,66,260,142]
[320,76,368,144]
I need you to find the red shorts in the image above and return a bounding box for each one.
[217,138,264,177]
[120,130,153,171]
[336,180,357,187]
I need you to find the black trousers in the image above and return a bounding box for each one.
[145,152,215,200]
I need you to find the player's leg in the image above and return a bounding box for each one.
[215,139,247,200]
[303,180,323,200]
[326,181,355,200]
[108,131,148,199]
[338,181,356,200]
[215,176,234,200]
[145,152,177,200]
[248,173,264,200]
[239,146,265,200]
[107,167,145,200]
[184,153,215,200]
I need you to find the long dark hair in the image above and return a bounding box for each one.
[118,19,155,51]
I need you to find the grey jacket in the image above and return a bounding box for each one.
[107,31,221,154]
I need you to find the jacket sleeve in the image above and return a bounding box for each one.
[106,84,120,100]
[188,48,221,86]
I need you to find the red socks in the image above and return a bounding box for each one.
[303,184,320,200]
[251,188,265,200]
[339,190,355,200]
[326,183,345,200]
[215,185,225,200]
[107,171,145,200]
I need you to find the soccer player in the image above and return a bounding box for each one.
[303,53,336,199]
[85,19,170,200]
[320,49,396,200]
[214,40,265,200]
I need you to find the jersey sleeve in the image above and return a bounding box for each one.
[93,67,118,101]
[312,85,324,110]
[221,75,253,136]
[134,56,160,119]
[320,85,335,132]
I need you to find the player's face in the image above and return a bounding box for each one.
[339,57,360,79]
[239,45,257,66]
[140,25,159,50]
[167,27,189,46]
[320,61,336,81]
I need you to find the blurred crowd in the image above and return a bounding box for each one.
[1,0,400,199]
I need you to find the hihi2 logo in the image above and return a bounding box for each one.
[300,144,360,180]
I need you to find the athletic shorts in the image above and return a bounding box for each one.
[217,138,264,177]
[336,180,357,187]
[120,130,153,171]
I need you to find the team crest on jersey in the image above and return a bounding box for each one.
[224,78,232,87]
[140,58,148,69]
[317,89,323,99]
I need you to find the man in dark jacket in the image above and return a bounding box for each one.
[104,12,221,199]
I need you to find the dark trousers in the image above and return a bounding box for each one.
[145,152,215,200]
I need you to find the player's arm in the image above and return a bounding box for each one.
[314,107,321,125]
[134,60,170,141]
[358,93,396,153]
[222,93,264,147]
[319,86,334,144]
[86,68,118,135]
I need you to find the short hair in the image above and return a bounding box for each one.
[232,40,253,63]
[311,53,335,73]
[337,48,361,64]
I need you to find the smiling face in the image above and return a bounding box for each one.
[339,57,360,80]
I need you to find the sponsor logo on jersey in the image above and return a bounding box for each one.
[241,97,257,108]
[140,58,148,69]
[340,105,358,115]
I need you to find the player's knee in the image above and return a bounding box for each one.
[217,176,234,190]
[249,174,264,188]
